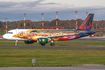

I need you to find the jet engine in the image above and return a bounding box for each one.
[37,38,48,46]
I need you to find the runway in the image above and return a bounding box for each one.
[73,37,105,41]
[0,37,105,49]
[0,45,105,50]
[0,65,105,70]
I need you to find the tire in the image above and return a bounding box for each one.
[50,43,55,46]
[41,44,45,46]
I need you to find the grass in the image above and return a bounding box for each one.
[0,32,5,35]
[0,41,105,67]
[0,40,105,46]
[0,49,105,67]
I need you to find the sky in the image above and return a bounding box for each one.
[0,0,105,21]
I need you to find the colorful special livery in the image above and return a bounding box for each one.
[3,14,95,46]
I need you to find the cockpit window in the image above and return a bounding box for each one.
[7,32,13,34]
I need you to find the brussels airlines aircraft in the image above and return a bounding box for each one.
[3,14,95,46]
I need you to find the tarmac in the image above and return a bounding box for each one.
[0,45,105,50]
[0,65,105,70]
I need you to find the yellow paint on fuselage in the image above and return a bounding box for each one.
[13,29,80,41]
[42,39,45,42]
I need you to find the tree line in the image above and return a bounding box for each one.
[0,19,105,32]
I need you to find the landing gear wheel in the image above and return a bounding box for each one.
[50,43,55,46]
[41,44,45,46]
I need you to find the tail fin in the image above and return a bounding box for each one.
[79,14,94,31]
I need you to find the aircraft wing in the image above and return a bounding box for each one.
[37,33,79,41]
[47,34,75,38]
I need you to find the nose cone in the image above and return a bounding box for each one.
[3,34,12,39]
[3,34,7,39]
[3,34,24,40]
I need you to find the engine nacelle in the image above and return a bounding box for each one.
[37,38,48,44]
[24,40,35,44]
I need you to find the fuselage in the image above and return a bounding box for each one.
[3,29,95,41]
[3,29,29,40]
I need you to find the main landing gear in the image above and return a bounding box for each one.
[41,44,45,46]
[50,43,55,46]
[50,40,55,46]
[41,43,55,46]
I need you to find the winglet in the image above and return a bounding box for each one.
[79,14,94,31]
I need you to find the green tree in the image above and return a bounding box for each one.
[26,23,30,26]
[20,23,23,27]
[0,22,3,28]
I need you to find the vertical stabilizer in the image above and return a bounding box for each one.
[79,14,94,31]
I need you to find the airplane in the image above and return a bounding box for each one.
[3,14,95,46]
